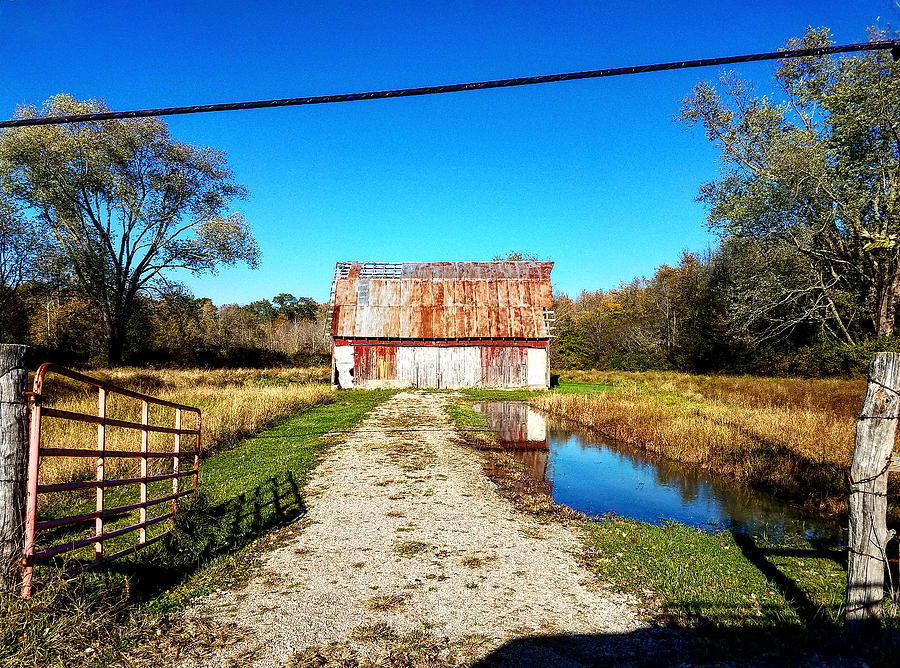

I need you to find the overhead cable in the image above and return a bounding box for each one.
[1,39,898,128]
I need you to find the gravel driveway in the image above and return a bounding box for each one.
[184,391,645,666]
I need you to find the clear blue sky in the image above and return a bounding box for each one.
[1,1,896,304]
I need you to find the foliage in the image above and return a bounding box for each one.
[491,250,540,261]
[0,195,46,340]
[679,27,900,343]
[4,280,330,368]
[551,251,725,372]
[0,94,259,363]
[548,28,898,377]
[550,245,900,378]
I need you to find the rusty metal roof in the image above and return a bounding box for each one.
[330,261,554,340]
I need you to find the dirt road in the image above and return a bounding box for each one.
[184,391,645,666]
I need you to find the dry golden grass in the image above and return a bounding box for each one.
[34,367,333,489]
[362,594,406,611]
[540,371,871,516]
[561,369,864,414]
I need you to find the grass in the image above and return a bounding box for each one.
[555,381,614,394]
[460,554,495,568]
[583,518,845,629]
[576,517,900,663]
[393,540,429,557]
[2,386,393,667]
[362,594,406,611]
[535,370,874,517]
[289,626,455,667]
[457,388,546,401]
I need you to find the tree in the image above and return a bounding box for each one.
[0,194,43,336]
[272,293,318,321]
[492,251,540,261]
[245,299,276,323]
[679,28,900,342]
[0,95,260,364]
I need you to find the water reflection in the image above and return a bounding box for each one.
[475,401,548,449]
[474,401,552,494]
[474,401,843,545]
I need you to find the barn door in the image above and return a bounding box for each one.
[481,347,527,388]
[354,346,397,383]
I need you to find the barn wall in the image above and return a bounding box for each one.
[481,346,527,388]
[354,346,398,383]
[396,346,482,388]
[340,343,549,389]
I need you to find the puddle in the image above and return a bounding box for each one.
[474,400,843,545]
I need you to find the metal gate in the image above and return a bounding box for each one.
[22,364,200,598]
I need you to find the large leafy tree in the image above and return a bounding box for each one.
[679,28,900,343]
[0,95,260,363]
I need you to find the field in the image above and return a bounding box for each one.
[35,366,333,488]
[535,370,873,517]
[8,367,900,665]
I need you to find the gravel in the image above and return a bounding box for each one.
[183,391,645,666]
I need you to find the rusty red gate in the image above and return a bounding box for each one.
[21,364,200,598]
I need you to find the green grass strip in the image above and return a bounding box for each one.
[584,518,846,630]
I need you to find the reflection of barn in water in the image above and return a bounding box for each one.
[477,401,548,449]
[474,401,551,493]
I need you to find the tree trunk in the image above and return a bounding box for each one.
[107,330,125,367]
[106,293,136,367]
[873,256,899,338]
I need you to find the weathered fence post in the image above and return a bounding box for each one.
[846,351,900,637]
[0,344,28,590]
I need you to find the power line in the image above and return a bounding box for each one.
[2,40,898,129]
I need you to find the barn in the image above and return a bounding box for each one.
[326,261,555,389]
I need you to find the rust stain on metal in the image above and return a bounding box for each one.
[329,261,554,340]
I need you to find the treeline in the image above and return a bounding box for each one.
[550,244,900,377]
[2,275,329,368]
[549,27,900,378]
[2,29,896,375]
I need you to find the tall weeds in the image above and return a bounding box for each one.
[34,367,333,489]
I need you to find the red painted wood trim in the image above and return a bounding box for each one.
[332,338,548,348]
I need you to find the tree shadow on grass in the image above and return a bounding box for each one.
[729,528,841,627]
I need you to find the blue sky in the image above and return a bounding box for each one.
[1,1,897,304]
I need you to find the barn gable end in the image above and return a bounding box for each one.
[327,261,554,389]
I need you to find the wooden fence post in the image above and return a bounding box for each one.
[0,344,28,590]
[846,351,900,637]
